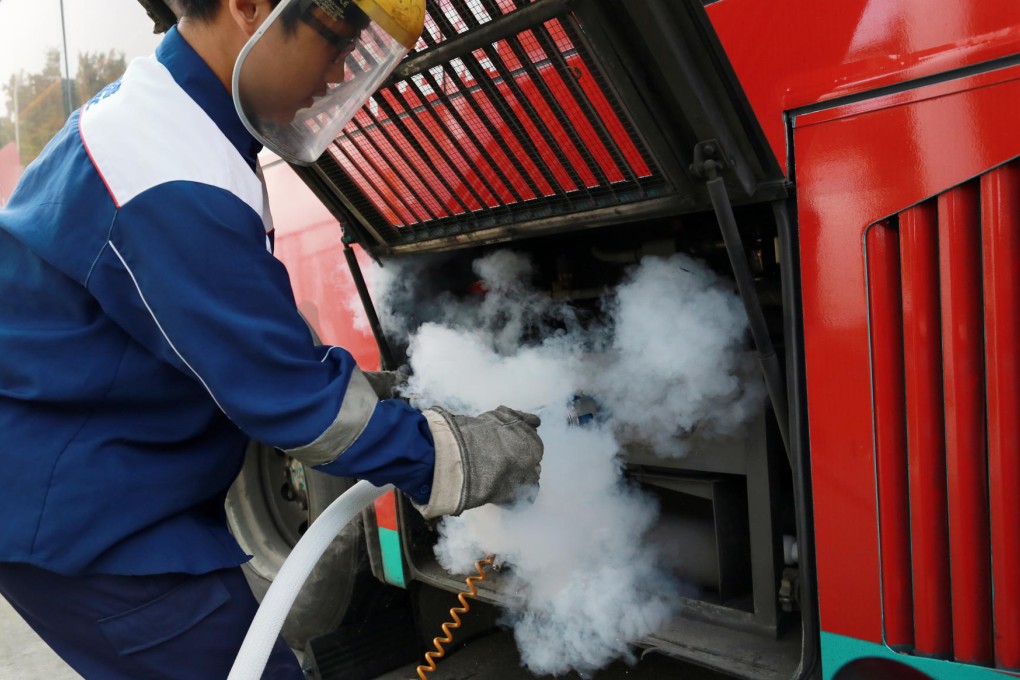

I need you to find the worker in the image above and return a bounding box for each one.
[0,1,543,678]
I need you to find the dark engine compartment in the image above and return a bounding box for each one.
[367,203,805,680]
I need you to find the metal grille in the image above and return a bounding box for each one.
[325,0,662,247]
[865,161,1020,671]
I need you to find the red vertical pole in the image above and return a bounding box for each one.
[981,164,1020,671]
[938,183,993,665]
[866,224,914,647]
[899,201,953,658]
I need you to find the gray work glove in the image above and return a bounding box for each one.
[363,366,410,399]
[414,406,543,519]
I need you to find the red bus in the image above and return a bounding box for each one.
[4,1,1018,678]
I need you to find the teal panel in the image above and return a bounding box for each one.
[822,632,1017,680]
[378,527,406,588]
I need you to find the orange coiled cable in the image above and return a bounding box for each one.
[416,555,495,679]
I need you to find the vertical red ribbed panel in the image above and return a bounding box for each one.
[938,184,993,665]
[866,224,914,647]
[981,164,1020,671]
[899,201,953,658]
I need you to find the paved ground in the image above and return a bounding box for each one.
[0,596,81,679]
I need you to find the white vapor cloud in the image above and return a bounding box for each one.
[594,254,765,453]
[371,249,762,676]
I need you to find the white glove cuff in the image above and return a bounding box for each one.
[414,409,466,519]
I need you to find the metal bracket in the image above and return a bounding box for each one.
[690,139,729,181]
[779,567,801,613]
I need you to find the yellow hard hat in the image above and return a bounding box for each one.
[347,0,425,50]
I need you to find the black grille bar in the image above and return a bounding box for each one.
[551,17,642,186]
[419,65,526,205]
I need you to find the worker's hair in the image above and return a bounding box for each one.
[170,1,224,21]
[170,1,366,32]
[171,0,285,22]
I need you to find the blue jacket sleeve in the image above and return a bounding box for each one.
[84,180,434,502]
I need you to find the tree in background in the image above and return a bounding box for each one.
[75,49,127,110]
[0,117,13,148]
[0,48,126,166]
[1,49,65,166]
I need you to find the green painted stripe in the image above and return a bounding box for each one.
[822,632,1015,679]
[378,527,406,588]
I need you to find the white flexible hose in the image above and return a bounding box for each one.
[228,480,392,680]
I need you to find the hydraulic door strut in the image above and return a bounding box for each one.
[692,140,791,460]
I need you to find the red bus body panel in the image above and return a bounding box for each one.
[939,184,993,665]
[899,201,952,658]
[706,0,1020,651]
[981,166,1020,670]
[865,225,913,648]
[707,0,1020,173]
[264,161,380,368]
[795,64,1020,648]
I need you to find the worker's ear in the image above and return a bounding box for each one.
[226,0,274,37]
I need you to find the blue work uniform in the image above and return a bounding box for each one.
[0,25,434,678]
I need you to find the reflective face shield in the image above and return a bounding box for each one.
[233,0,424,164]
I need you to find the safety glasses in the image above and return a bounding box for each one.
[301,7,358,63]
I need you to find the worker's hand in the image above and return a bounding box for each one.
[413,406,543,519]
[362,366,410,399]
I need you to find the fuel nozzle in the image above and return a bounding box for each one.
[566,394,599,427]
[528,394,600,427]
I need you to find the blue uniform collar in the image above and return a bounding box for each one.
[156,26,261,167]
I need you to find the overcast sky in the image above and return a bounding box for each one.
[0,0,163,114]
